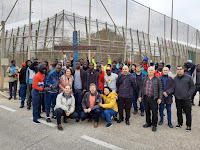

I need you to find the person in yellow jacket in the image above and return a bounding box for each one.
[92,53,111,72]
[100,86,118,127]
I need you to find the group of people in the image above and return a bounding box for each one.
[6,52,199,132]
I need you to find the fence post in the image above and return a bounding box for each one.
[0,21,5,89]
[186,25,189,62]
[85,17,88,39]
[137,30,141,61]
[157,37,161,61]
[142,32,147,56]
[176,20,179,67]
[43,17,49,50]
[196,30,198,63]
[148,7,151,60]
[130,28,134,62]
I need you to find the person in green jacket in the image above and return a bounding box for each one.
[92,53,111,72]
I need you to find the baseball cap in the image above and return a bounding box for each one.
[106,66,111,71]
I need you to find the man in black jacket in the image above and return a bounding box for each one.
[19,60,32,108]
[158,67,174,128]
[116,65,136,125]
[138,67,163,132]
[174,65,195,132]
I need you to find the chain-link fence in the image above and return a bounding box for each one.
[0,0,200,75]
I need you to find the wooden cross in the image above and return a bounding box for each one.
[54,31,96,68]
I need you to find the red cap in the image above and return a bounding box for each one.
[22,63,26,67]
[106,66,111,71]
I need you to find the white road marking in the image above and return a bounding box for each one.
[0,105,17,112]
[81,135,125,150]
[0,91,9,98]
[30,118,57,127]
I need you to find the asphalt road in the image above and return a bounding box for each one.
[0,92,200,150]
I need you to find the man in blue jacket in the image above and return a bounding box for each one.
[45,65,63,122]
[132,65,145,116]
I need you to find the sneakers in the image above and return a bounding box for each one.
[143,123,151,128]
[46,118,51,122]
[106,123,112,127]
[141,112,144,116]
[158,120,163,125]
[8,97,12,100]
[168,123,174,128]
[117,119,124,123]
[133,111,137,115]
[176,124,182,129]
[27,107,31,110]
[186,126,191,132]
[33,120,40,123]
[57,124,63,131]
[19,105,24,108]
[52,116,56,119]
[14,97,17,100]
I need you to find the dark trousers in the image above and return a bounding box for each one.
[32,89,42,122]
[191,86,200,104]
[144,96,158,127]
[80,108,101,122]
[27,84,32,108]
[46,92,58,117]
[132,91,145,113]
[41,92,46,112]
[20,84,27,106]
[9,81,17,98]
[118,97,132,120]
[175,99,191,127]
[55,108,79,125]
[74,89,82,117]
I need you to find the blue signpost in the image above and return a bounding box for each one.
[73,31,78,69]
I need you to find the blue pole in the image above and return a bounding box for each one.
[73,31,78,69]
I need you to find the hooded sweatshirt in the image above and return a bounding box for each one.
[32,64,47,91]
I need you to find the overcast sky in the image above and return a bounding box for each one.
[135,0,199,29]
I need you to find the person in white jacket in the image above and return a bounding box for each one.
[54,85,78,131]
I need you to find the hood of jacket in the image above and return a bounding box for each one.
[39,64,47,74]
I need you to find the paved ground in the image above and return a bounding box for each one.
[0,91,200,150]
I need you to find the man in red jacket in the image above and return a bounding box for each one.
[32,64,49,123]
[154,63,164,77]
[96,63,105,94]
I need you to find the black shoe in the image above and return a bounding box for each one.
[14,97,17,100]
[27,107,30,110]
[8,97,12,100]
[133,111,137,115]
[168,123,174,128]
[192,103,195,106]
[143,123,151,128]
[38,116,44,119]
[199,101,200,106]
[33,120,40,123]
[152,126,157,132]
[46,118,51,122]
[186,126,191,132]
[126,120,130,125]
[158,121,163,125]
[117,119,124,123]
[176,124,182,129]
[76,118,80,122]
[106,123,112,127]
[141,112,144,116]
[19,105,24,108]
[114,115,118,121]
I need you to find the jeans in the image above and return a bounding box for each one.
[27,84,32,108]
[46,92,58,117]
[9,81,17,98]
[175,99,191,127]
[101,109,117,124]
[55,108,79,125]
[20,84,27,106]
[32,89,42,122]
[80,108,101,122]
[132,91,145,113]
[159,102,172,123]
[74,89,82,117]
